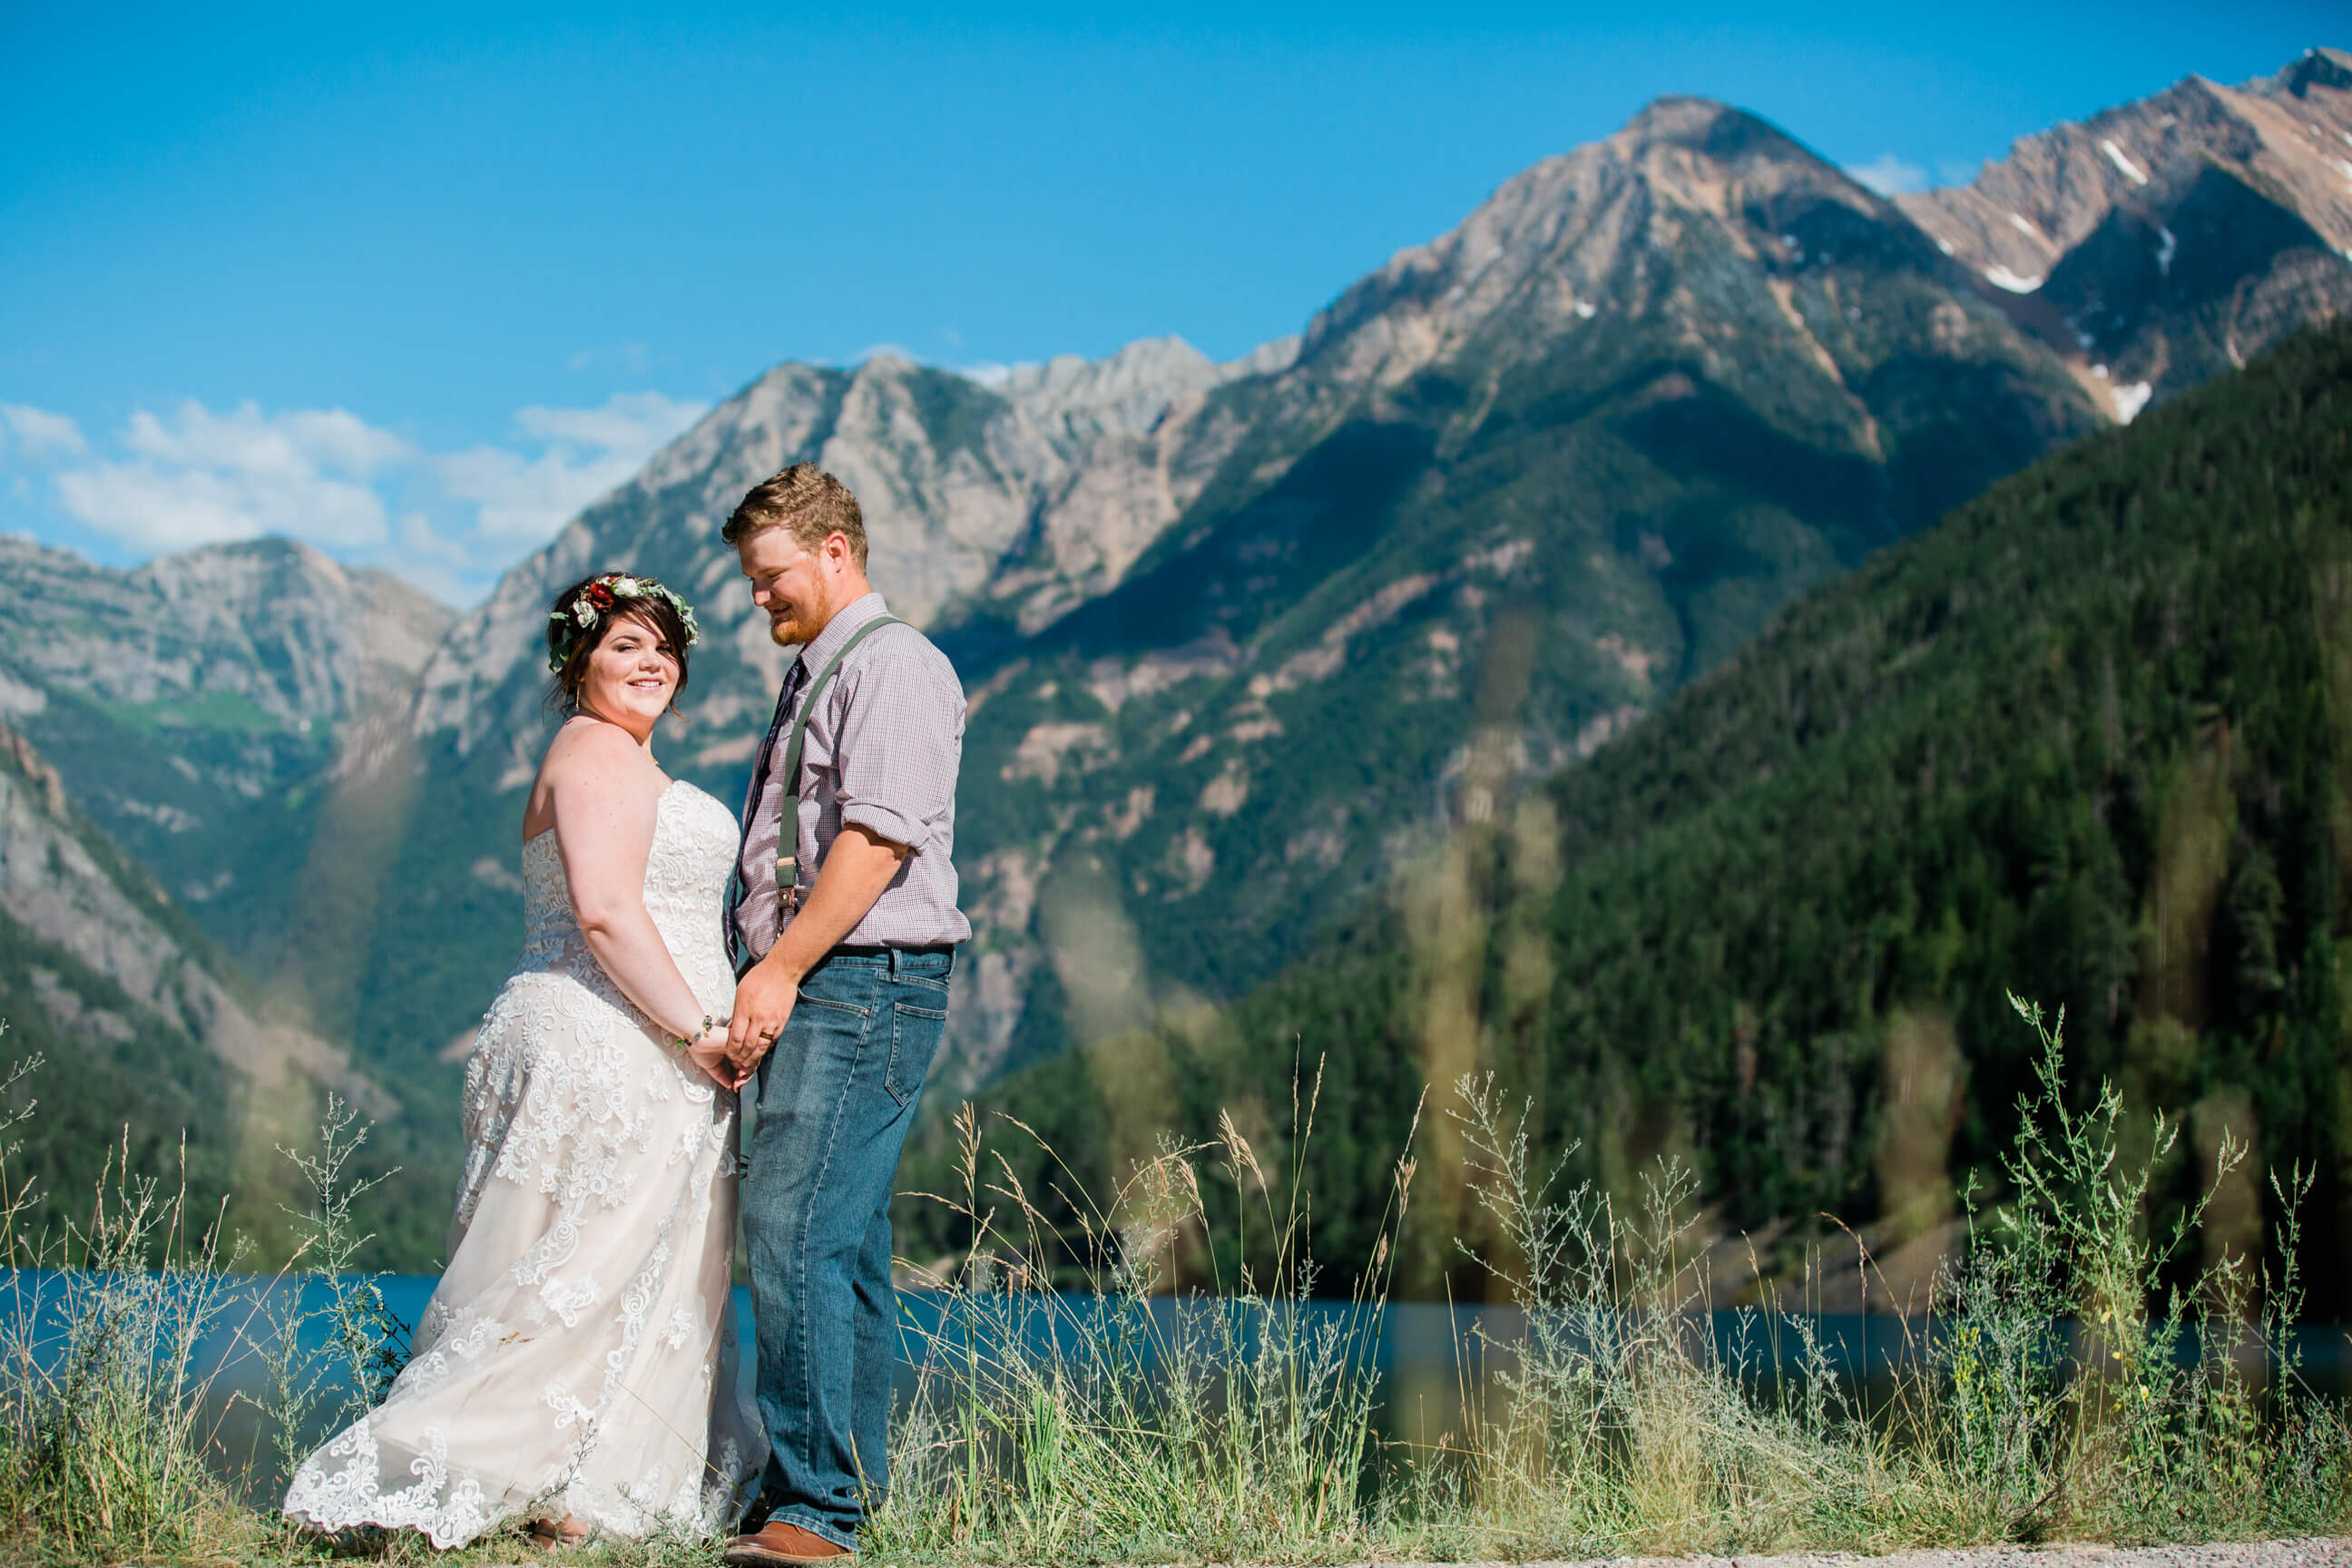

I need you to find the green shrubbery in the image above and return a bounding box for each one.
[877,997,2346,1562]
[0,998,2344,1564]
[0,1024,418,1565]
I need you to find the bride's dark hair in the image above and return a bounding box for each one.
[545,573,695,713]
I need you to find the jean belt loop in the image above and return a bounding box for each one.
[887,946,903,979]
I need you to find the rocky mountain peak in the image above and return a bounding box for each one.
[1611,94,1811,169]
[142,536,453,703]
[1289,92,1912,405]
[1618,93,1725,132]
[410,324,1307,759]
[991,336,1223,437]
[2283,44,2352,99]
[1899,49,2352,283]
[1894,46,2352,411]
[0,532,451,727]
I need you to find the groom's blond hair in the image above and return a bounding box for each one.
[723,463,868,570]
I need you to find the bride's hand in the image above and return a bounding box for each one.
[683,1026,740,1089]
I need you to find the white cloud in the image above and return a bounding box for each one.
[514,391,701,453]
[388,514,482,604]
[564,343,651,377]
[122,400,408,476]
[60,463,391,552]
[0,403,89,459]
[4,389,708,603]
[439,391,705,545]
[399,511,470,565]
[852,341,1030,388]
[957,362,1023,388]
[1848,154,1929,198]
[55,400,405,553]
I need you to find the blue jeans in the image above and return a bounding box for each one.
[743,946,951,1548]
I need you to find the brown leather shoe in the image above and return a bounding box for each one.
[526,1514,594,1551]
[723,1520,855,1565]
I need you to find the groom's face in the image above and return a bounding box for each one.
[738,527,838,649]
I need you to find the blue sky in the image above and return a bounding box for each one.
[1,2,2336,602]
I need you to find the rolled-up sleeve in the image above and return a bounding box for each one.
[831,646,964,855]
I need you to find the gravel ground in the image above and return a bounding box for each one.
[1381,1542,2352,1568]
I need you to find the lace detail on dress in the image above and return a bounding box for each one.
[284,780,763,1549]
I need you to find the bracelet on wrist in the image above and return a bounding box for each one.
[670,1014,718,1050]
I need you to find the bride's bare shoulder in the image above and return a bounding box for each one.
[542,714,646,771]
[524,718,662,838]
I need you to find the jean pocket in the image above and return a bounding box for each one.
[797,993,873,1019]
[884,1000,947,1106]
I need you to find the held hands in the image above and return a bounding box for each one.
[724,956,801,1089]
[681,1024,739,1091]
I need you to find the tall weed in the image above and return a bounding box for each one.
[0,1001,2343,1564]
[242,1093,410,1500]
[0,1040,417,1563]
[870,1066,1417,1563]
[0,1110,252,1557]
[870,1004,2347,1562]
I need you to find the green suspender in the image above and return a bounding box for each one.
[775,615,904,891]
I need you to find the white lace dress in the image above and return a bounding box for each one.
[285,779,764,1548]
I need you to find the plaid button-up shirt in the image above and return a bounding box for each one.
[731,592,971,961]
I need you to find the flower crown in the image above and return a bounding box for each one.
[546,573,701,673]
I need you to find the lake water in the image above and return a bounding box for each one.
[15,1270,2348,1503]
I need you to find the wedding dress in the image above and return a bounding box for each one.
[285,779,763,1548]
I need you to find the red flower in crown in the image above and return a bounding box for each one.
[585,580,617,610]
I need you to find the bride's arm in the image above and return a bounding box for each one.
[547,727,723,1063]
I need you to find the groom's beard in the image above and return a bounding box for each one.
[766,581,836,648]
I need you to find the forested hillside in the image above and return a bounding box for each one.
[906,318,2352,1315]
[0,541,450,1261]
[0,720,408,1258]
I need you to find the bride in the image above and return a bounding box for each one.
[285,572,763,1549]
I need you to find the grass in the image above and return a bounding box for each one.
[0,999,2344,1564]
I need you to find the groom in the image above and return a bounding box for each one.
[719,463,970,1567]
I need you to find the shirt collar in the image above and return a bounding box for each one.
[796,591,890,673]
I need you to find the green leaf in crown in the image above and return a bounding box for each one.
[546,572,701,672]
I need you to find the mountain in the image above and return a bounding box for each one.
[0,537,456,1257]
[929,94,2123,1073]
[351,57,2347,1154]
[1898,47,2352,418]
[0,534,453,994]
[373,92,2124,1101]
[918,314,2352,1313]
[411,333,1294,767]
[381,336,1297,1071]
[0,717,398,1254]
